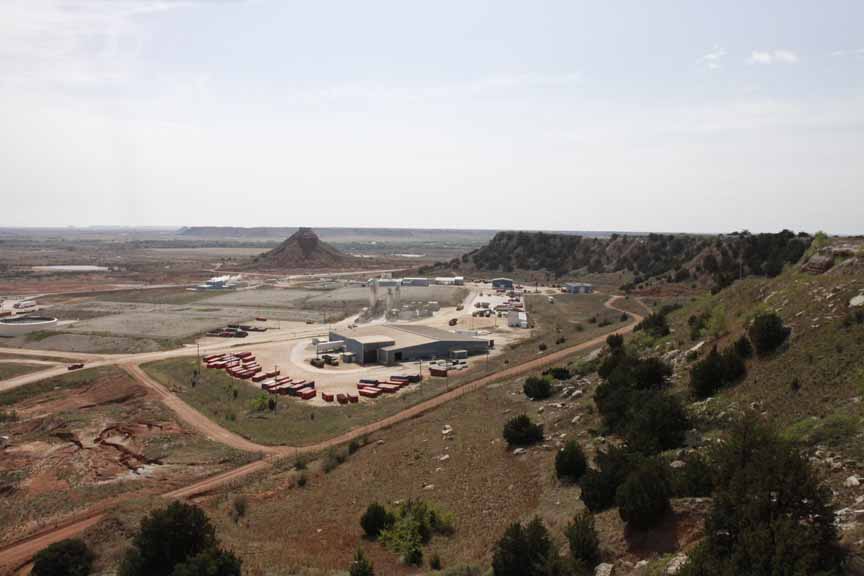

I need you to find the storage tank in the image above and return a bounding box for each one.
[0,316,58,336]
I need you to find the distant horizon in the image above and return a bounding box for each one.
[0,224,850,237]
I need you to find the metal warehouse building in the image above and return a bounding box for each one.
[564,282,594,294]
[330,324,490,365]
[491,278,514,290]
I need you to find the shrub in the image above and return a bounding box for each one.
[523,376,552,400]
[296,473,307,488]
[361,502,395,539]
[689,348,725,400]
[429,552,442,570]
[733,335,753,359]
[491,517,553,576]
[690,344,748,400]
[323,448,348,473]
[230,495,247,523]
[594,351,673,434]
[348,439,361,455]
[624,393,689,455]
[555,441,587,482]
[566,513,600,568]
[267,397,277,411]
[631,357,672,390]
[171,548,242,576]
[538,343,548,352]
[32,539,93,576]
[379,500,452,565]
[689,310,710,341]
[720,347,746,383]
[606,334,624,351]
[580,446,635,512]
[616,459,671,530]
[670,454,714,498]
[502,415,544,447]
[349,549,375,576]
[294,456,307,470]
[634,312,670,338]
[548,366,572,380]
[748,312,790,356]
[118,502,218,576]
[685,417,843,575]
[249,393,269,412]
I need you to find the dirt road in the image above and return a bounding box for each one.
[0,296,644,572]
[122,364,282,454]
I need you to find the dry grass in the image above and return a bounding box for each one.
[196,372,602,575]
[0,362,46,381]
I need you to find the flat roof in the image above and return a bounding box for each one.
[389,324,486,342]
[352,335,396,345]
[334,323,487,350]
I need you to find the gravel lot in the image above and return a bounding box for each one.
[305,285,466,306]
[198,288,316,308]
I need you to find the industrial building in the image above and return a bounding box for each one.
[434,276,464,286]
[196,275,241,290]
[564,282,594,294]
[330,324,491,365]
[491,278,514,290]
[508,310,529,328]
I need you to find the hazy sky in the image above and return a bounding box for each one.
[1,1,863,233]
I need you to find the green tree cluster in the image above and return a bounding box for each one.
[682,418,843,575]
[118,501,241,576]
[32,539,93,576]
[371,499,453,566]
[594,349,687,454]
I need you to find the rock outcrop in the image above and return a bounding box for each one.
[251,227,357,270]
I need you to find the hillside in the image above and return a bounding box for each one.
[249,227,358,270]
[425,230,812,290]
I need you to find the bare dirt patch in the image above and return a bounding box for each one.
[0,367,253,547]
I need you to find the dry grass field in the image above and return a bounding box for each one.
[0,362,47,381]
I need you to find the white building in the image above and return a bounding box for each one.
[508,310,529,328]
[197,275,241,290]
[434,276,464,286]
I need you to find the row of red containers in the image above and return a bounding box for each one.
[205,352,261,379]
[262,377,316,399]
[356,380,408,397]
[321,392,359,404]
[204,351,252,363]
